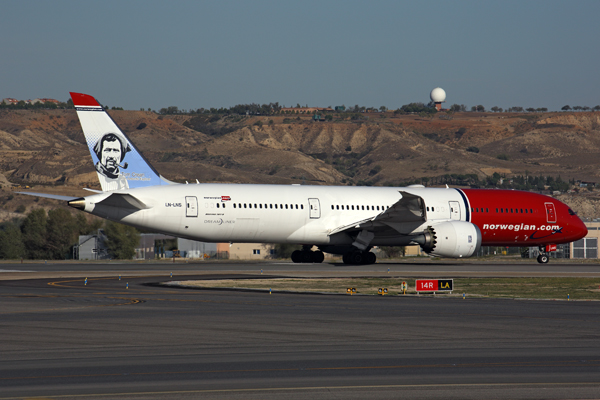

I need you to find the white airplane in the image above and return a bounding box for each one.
[19,93,588,264]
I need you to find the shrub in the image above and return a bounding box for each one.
[466,146,479,153]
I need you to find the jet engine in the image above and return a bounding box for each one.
[416,221,482,258]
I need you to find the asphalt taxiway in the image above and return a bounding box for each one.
[1,261,599,399]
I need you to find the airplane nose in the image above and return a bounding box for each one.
[573,217,588,240]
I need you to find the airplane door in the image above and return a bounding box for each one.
[186,196,198,217]
[308,198,321,219]
[545,202,556,223]
[449,201,461,220]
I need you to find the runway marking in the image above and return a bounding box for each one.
[0,269,33,273]
[0,295,143,314]
[1,359,598,382]
[12,277,590,322]
[1,381,600,399]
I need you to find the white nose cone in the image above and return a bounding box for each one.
[430,87,446,103]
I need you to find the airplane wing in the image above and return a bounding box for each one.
[329,191,427,236]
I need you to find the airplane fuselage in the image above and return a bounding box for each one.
[79,184,586,248]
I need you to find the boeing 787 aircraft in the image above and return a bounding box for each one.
[19,93,588,264]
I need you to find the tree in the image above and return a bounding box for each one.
[526,107,536,112]
[400,102,436,114]
[104,221,140,259]
[476,105,485,112]
[593,105,600,111]
[561,105,571,111]
[491,106,500,112]
[21,209,50,259]
[0,221,25,259]
[46,209,79,259]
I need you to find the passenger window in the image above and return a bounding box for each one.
[254,204,257,208]
[295,205,298,209]
[496,208,498,213]
[285,204,288,209]
[259,204,262,209]
[233,204,237,209]
[244,204,247,208]
[301,204,304,209]
[217,203,220,208]
[336,205,339,210]
[486,208,488,212]
[431,207,434,211]
[275,204,278,209]
[480,208,483,213]
[351,205,354,210]
[223,203,226,208]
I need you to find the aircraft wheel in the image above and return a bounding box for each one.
[366,252,376,265]
[291,250,302,263]
[311,251,325,263]
[351,252,365,265]
[342,253,351,264]
[537,254,549,264]
[300,251,313,263]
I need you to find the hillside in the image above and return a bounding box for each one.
[2,108,600,220]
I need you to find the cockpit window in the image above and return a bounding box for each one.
[568,208,577,216]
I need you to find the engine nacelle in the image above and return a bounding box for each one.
[418,221,482,258]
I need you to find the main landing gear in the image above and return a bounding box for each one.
[537,246,550,264]
[291,246,325,263]
[342,251,377,265]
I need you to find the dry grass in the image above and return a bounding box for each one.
[174,277,600,300]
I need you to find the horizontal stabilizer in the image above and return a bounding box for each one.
[16,192,80,201]
[83,188,103,193]
[96,193,149,210]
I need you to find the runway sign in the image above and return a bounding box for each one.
[416,279,453,292]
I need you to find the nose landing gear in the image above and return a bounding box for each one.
[537,246,550,263]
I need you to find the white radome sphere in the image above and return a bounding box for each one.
[430,87,446,103]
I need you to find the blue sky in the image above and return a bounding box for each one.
[1,1,599,111]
